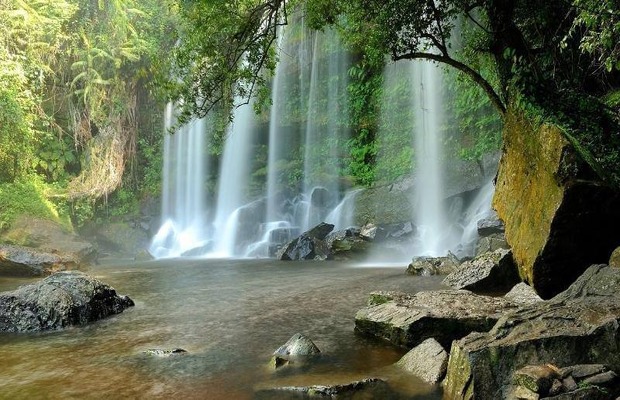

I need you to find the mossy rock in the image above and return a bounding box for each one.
[493,107,620,298]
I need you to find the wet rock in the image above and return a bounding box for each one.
[493,110,620,299]
[406,253,460,276]
[310,187,333,208]
[274,333,321,356]
[143,348,188,357]
[395,338,448,384]
[359,223,380,241]
[268,355,290,370]
[442,248,519,293]
[443,265,620,400]
[0,243,79,276]
[504,282,543,306]
[254,378,392,399]
[325,228,370,260]
[0,271,134,332]
[367,291,408,306]
[277,223,334,261]
[355,289,516,349]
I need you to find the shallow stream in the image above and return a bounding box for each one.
[0,259,445,399]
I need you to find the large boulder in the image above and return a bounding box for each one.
[277,223,334,261]
[1,216,96,265]
[443,265,620,400]
[493,109,620,298]
[0,271,134,332]
[354,290,517,349]
[442,248,520,293]
[0,244,79,276]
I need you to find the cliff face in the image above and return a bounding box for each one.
[493,108,620,298]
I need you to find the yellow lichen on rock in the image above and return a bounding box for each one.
[493,107,568,285]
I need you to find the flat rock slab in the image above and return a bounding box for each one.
[442,248,519,293]
[355,290,517,349]
[444,265,620,400]
[255,378,392,399]
[0,244,79,276]
[0,271,134,332]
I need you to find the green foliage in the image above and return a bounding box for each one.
[0,177,67,231]
[568,0,620,72]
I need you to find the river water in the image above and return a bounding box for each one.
[0,259,445,399]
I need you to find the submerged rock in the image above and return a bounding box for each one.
[255,378,392,400]
[442,248,519,293]
[355,290,516,349]
[274,333,321,356]
[395,338,448,384]
[0,271,134,332]
[0,243,79,276]
[443,265,620,400]
[143,348,188,357]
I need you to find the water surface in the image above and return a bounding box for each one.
[0,259,445,399]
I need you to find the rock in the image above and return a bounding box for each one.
[360,223,379,241]
[273,333,321,356]
[1,216,97,265]
[367,291,407,306]
[325,228,370,260]
[254,378,392,399]
[582,370,618,386]
[355,290,517,349]
[560,364,608,379]
[309,187,332,208]
[610,246,620,268]
[513,365,560,394]
[406,253,460,276]
[504,283,544,306]
[0,243,79,276]
[80,220,148,259]
[442,248,520,293]
[268,355,290,370]
[477,212,505,236]
[442,265,620,400]
[142,348,188,357]
[277,223,334,261]
[0,271,134,332]
[493,110,620,299]
[395,338,448,383]
[475,232,510,257]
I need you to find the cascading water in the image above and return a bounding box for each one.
[151,20,354,259]
[411,61,449,256]
[210,101,256,257]
[371,59,496,262]
[149,104,212,258]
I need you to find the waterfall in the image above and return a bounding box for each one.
[412,61,448,256]
[149,104,212,258]
[210,102,256,257]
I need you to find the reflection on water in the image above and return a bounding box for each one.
[0,259,444,399]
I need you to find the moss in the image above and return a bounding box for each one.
[0,177,71,232]
[493,107,567,284]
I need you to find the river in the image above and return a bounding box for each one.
[0,259,445,399]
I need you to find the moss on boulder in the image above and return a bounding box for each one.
[493,108,620,298]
